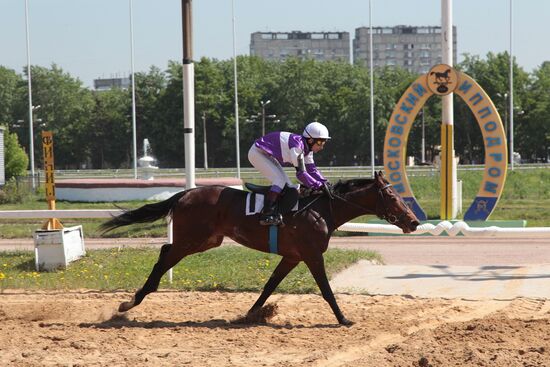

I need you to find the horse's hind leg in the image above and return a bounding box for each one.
[247,257,299,316]
[119,233,224,312]
[119,243,182,312]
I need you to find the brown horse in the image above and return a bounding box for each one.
[101,171,419,325]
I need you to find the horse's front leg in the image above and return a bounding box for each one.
[304,255,353,326]
[247,257,299,315]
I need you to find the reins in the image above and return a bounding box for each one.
[293,182,397,222]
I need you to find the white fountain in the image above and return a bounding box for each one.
[138,138,159,180]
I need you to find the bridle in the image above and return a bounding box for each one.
[293,181,408,227]
[375,183,408,225]
[330,182,407,226]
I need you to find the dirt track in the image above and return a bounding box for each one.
[1,290,550,366]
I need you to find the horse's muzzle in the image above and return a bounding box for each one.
[401,219,420,234]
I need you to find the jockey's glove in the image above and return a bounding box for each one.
[322,181,334,200]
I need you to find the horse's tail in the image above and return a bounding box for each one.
[100,190,188,234]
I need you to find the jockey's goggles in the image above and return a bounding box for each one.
[315,139,327,146]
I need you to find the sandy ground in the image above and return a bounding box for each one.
[1,290,550,367]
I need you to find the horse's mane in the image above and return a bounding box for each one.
[332,178,376,195]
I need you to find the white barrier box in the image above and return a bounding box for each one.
[34,225,86,271]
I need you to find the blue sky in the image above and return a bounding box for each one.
[1,0,548,87]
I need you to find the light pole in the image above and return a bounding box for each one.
[509,0,515,169]
[246,107,279,135]
[24,0,35,189]
[497,92,508,142]
[30,104,40,185]
[202,111,208,170]
[246,100,279,135]
[260,100,271,136]
[369,0,375,175]
[420,107,426,163]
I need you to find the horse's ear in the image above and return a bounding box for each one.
[377,170,384,178]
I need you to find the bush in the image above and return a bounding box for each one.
[0,178,33,204]
[4,129,29,180]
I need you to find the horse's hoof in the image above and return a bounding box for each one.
[339,318,354,326]
[118,300,135,312]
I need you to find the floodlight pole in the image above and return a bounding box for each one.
[509,0,514,169]
[369,0,375,176]
[24,0,35,189]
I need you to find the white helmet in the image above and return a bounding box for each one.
[303,122,331,140]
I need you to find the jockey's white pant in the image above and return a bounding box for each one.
[248,145,294,192]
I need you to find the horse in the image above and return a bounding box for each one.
[100,171,420,326]
[430,68,451,83]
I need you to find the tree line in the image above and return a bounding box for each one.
[1,53,549,173]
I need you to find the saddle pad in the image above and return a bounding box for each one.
[245,193,299,216]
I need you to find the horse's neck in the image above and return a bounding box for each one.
[331,189,377,228]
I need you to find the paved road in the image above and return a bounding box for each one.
[2,235,550,266]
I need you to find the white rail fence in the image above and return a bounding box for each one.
[2,210,550,237]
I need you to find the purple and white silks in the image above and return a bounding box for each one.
[251,131,326,191]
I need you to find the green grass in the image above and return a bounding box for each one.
[0,246,380,293]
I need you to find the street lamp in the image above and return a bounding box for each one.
[512,109,524,164]
[260,100,271,136]
[246,100,279,135]
[29,104,41,186]
[201,111,208,170]
[419,107,426,163]
[496,92,509,140]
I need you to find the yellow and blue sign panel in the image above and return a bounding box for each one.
[383,65,507,221]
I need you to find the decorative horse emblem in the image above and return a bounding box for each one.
[430,69,451,83]
[427,64,458,95]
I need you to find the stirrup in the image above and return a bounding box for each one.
[260,213,282,226]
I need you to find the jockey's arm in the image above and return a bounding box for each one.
[292,150,323,189]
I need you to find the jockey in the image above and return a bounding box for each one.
[248,121,332,226]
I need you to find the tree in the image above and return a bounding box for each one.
[0,67,21,127]
[455,52,530,163]
[521,61,550,161]
[14,64,95,169]
[89,88,131,168]
[3,127,29,179]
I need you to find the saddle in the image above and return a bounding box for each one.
[245,183,300,216]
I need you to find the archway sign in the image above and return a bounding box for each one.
[383,64,508,221]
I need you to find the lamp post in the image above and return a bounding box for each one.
[24,0,36,189]
[420,107,426,163]
[369,0,375,175]
[496,92,508,142]
[260,100,271,136]
[29,104,40,186]
[202,111,208,170]
[509,0,514,170]
[246,100,279,135]
[512,108,524,164]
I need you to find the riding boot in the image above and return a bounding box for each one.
[260,191,282,226]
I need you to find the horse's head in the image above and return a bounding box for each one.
[374,171,420,233]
